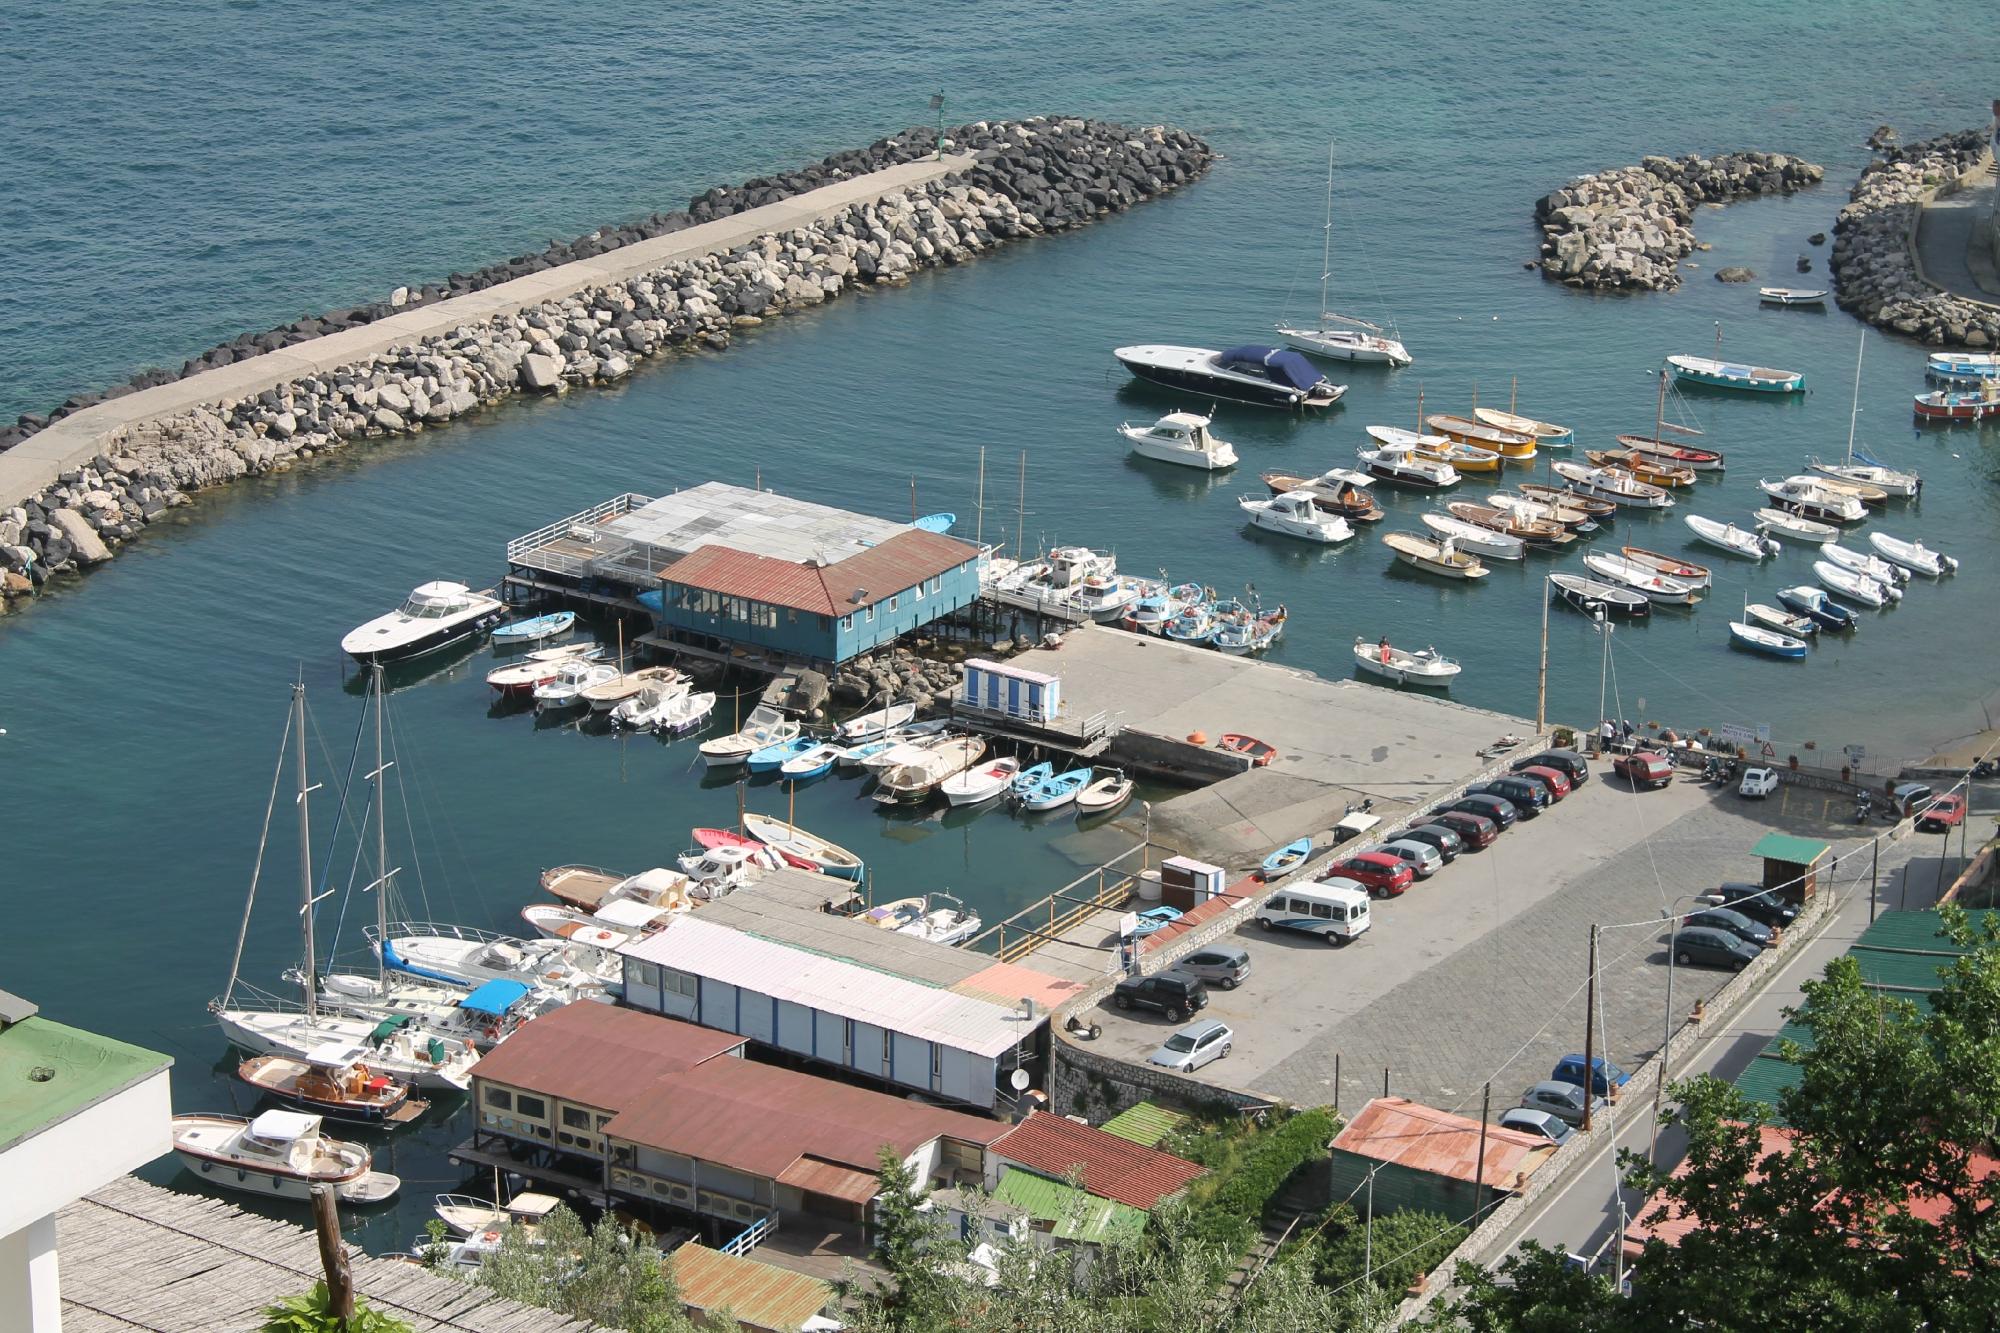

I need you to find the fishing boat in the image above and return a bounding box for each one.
[1819,544,1905,597]
[1261,837,1315,880]
[1868,532,1959,577]
[340,582,505,663]
[740,813,865,880]
[1426,413,1535,461]
[1474,382,1572,446]
[1013,766,1091,813]
[837,701,917,742]
[1353,637,1461,686]
[1583,551,1703,604]
[1666,354,1804,394]
[1212,603,1287,654]
[485,644,603,695]
[1422,512,1524,560]
[1217,734,1278,766]
[1620,436,1725,471]
[237,1049,429,1128]
[1729,618,1809,659]
[1549,572,1651,619]
[1114,344,1347,410]
[897,893,983,946]
[1487,492,1596,533]
[1926,352,2000,382]
[746,734,818,773]
[942,756,1022,807]
[1276,145,1414,366]
[1813,559,1891,608]
[873,736,987,804]
[1913,381,2000,421]
[1757,287,1828,306]
[1551,462,1674,509]
[1518,481,1616,520]
[1684,515,1779,560]
[609,680,690,730]
[1076,769,1135,815]
[1240,490,1355,542]
[1260,470,1382,523]
[173,1111,399,1204]
[1382,531,1488,579]
[532,659,617,711]
[778,740,846,781]
[1118,411,1240,470]
[1358,445,1459,491]
[1777,585,1857,631]
[1164,603,1219,644]
[490,611,576,646]
[1745,603,1816,637]
[1583,449,1695,488]
[1620,547,1712,588]
[1753,508,1838,543]
[1758,477,1864,523]
[1122,582,1185,635]
[434,1192,564,1240]
[698,706,799,768]
[581,664,683,713]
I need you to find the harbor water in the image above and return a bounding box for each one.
[2,0,1995,1251]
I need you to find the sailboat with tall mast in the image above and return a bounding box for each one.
[1806,331,1921,497]
[211,680,479,1092]
[1277,145,1413,367]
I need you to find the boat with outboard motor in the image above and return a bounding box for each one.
[1760,477,1865,523]
[1777,584,1857,631]
[1744,603,1816,637]
[1422,512,1523,561]
[1753,507,1838,543]
[1353,636,1461,686]
[1868,532,1958,577]
[942,756,1021,807]
[1820,541,1907,588]
[1813,559,1891,608]
[1583,551,1703,604]
[1684,515,1779,560]
[1548,572,1650,618]
[1818,547,1903,601]
[1382,531,1488,580]
[486,643,603,696]
[1076,769,1135,814]
[1115,344,1346,409]
[699,707,800,768]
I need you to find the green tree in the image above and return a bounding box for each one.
[1316,1206,1464,1299]
[472,1203,697,1333]
[261,1281,413,1333]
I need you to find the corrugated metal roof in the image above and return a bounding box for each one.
[1752,831,1831,865]
[953,960,1093,1010]
[602,482,906,566]
[992,1170,1148,1244]
[658,524,977,615]
[661,545,841,614]
[1099,1101,1187,1148]
[468,1003,745,1112]
[991,1111,1205,1210]
[1332,1097,1556,1190]
[621,916,1041,1058]
[670,1241,832,1332]
[774,1154,882,1204]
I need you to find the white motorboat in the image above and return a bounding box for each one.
[1684,514,1779,559]
[317,972,564,1052]
[1382,531,1487,579]
[581,665,684,713]
[1359,445,1459,491]
[609,679,691,730]
[837,701,917,741]
[1114,343,1347,410]
[861,732,953,775]
[941,756,1022,807]
[1421,512,1523,561]
[1819,545,1904,599]
[340,582,504,663]
[1583,551,1703,604]
[873,736,987,805]
[676,845,778,897]
[1551,461,1674,509]
[1744,603,1816,637]
[1789,471,1887,506]
[434,1191,564,1239]
[1118,411,1239,470]
[1758,477,1864,523]
[1868,532,1958,577]
[1277,145,1413,367]
[1728,619,1810,659]
[1813,559,1890,608]
[173,1111,399,1205]
[1753,507,1838,543]
[1758,287,1828,306]
[533,659,617,710]
[486,644,602,696]
[1075,769,1135,814]
[520,901,658,953]
[895,892,982,946]
[653,690,717,735]
[1240,490,1355,543]
[698,707,799,767]
[1353,637,1461,687]
[1318,466,1377,490]
[740,813,865,880]
[372,922,616,991]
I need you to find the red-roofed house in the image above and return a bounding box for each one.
[987,1110,1206,1211]
[1329,1098,1557,1226]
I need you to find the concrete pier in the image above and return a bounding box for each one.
[0,156,971,512]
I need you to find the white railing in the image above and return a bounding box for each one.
[721,1211,777,1257]
[505,493,655,570]
[366,921,512,946]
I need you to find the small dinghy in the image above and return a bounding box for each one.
[1008,762,1054,800]
[747,735,818,773]
[653,690,716,735]
[1813,559,1890,608]
[1745,603,1816,637]
[1820,542,1907,591]
[1473,405,1572,447]
[1868,531,1958,577]
[837,702,917,742]
[1014,766,1092,812]
[1927,351,2000,381]
[581,665,684,713]
[491,611,576,645]
[1729,619,1809,659]
[487,644,602,695]
[740,813,865,880]
[1552,461,1675,509]
[1549,572,1651,619]
[698,707,798,768]
[1382,531,1489,580]
[1684,514,1779,559]
[1584,551,1703,604]
[1753,508,1837,543]
[1423,512,1524,560]
[1667,354,1805,394]
[1619,547,1712,590]
[1075,769,1135,815]
[1518,481,1616,520]
[1240,490,1355,543]
[1354,636,1462,687]
[1618,436,1725,471]
[1261,837,1314,880]
[941,756,1021,807]
[778,740,846,781]
[1584,449,1695,488]
[609,681,689,730]
[1778,585,1857,631]
[1758,287,1828,306]
[1217,734,1279,766]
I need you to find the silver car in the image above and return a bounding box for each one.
[1375,838,1444,879]
[1147,1019,1233,1072]
[1498,1107,1574,1145]
[1175,946,1251,990]
[1520,1080,1609,1127]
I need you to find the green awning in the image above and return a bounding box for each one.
[1752,832,1830,865]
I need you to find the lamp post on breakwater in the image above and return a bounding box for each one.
[930,91,945,161]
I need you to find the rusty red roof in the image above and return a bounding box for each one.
[660,528,976,615]
[1332,1097,1555,1190]
[467,1003,745,1113]
[1138,876,1258,954]
[991,1111,1206,1210]
[603,1057,1007,1186]
[670,1241,833,1331]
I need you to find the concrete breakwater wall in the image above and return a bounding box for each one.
[0,117,1212,606]
[1534,151,1823,291]
[1831,126,1999,348]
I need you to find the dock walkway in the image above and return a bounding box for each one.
[0,155,972,510]
[1916,150,2000,306]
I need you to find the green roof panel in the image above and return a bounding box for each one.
[993,1170,1148,1244]
[1752,832,1831,865]
[1100,1101,1186,1148]
[0,1015,171,1154]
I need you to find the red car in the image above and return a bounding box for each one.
[1433,809,1498,849]
[1325,852,1413,899]
[1916,793,1967,832]
[1516,765,1573,802]
[1613,751,1674,790]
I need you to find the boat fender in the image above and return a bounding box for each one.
[484,1022,502,1041]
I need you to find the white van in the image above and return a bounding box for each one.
[1255,879,1371,945]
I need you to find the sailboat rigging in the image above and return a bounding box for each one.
[1277,145,1413,368]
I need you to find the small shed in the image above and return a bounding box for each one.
[1752,831,1831,904]
[670,1241,836,1332]
[1328,1097,1556,1227]
[961,658,1061,722]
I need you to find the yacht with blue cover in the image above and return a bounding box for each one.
[1114,343,1347,410]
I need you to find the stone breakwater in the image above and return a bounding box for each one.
[1831,127,1999,348]
[1534,151,1824,291]
[0,117,1211,605]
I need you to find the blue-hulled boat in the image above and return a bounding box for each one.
[1665,354,1804,394]
[1777,585,1857,632]
[913,513,956,533]
[1728,619,1808,660]
[747,735,818,773]
[1261,837,1314,880]
[1926,351,2000,383]
[1009,762,1054,798]
[1164,604,1217,645]
[1122,582,1182,635]
[1015,767,1091,812]
[836,738,896,769]
[778,742,843,782]
[491,611,575,645]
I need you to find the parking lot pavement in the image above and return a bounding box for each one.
[1086,766,1914,1113]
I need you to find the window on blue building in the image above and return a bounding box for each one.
[864,606,875,624]
[888,595,899,612]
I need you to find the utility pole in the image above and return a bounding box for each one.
[1364,1169,1376,1286]
[1474,1082,1491,1225]
[1870,839,1879,923]
[1582,924,1599,1133]
[1535,581,1550,730]
[929,91,946,161]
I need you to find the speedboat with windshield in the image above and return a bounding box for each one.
[1114,344,1346,410]
[341,582,504,663]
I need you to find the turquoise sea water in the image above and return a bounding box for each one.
[2,1,1994,1251]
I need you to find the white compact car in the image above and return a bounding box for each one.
[1738,767,1780,799]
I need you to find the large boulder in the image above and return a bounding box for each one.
[49,508,112,564]
[520,352,564,391]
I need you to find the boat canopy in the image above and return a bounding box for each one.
[248,1109,321,1143]
[370,1015,413,1041]
[459,979,532,1017]
[1219,345,1324,392]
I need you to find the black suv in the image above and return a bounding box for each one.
[1697,883,1799,930]
[1110,970,1209,1021]
[1441,794,1517,829]
[1468,778,1549,818]
[1513,749,1590,788]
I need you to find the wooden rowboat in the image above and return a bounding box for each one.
[1426,413,1536,460]
[1616,435,1725,471]
[1260,471,1383,522]
[1620,546,1712,589]
[1488,491,1596,531]
[1518,481,1616,519]
[1474,406,1572,446]
[1415,438,1504,473]
[1382,530,1489,580]
[1446,500,1572,546]
[1585,449,1695,488]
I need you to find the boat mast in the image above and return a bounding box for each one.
[369,663,396,997]
[975,445,986,549]
[1536,580,1549,730]
[294,682,318,1022]
[1015,451,1027,560]
[1318,142,1335,323]
[1845,331,1865,464]
[1654,368,1668,443]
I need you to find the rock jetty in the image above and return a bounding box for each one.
[1534,152,1824,291]
[0,118,1211,605]
[1830,126,1999,348]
